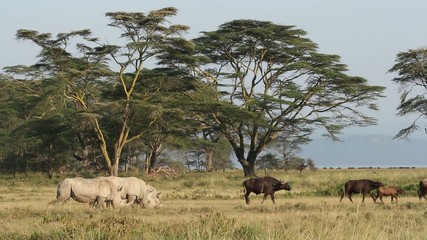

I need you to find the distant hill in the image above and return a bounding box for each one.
[299,135,427,168]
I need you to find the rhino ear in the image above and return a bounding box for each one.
[157,192,161,197]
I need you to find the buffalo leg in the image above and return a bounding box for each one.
[245,192,251,205]
[270,193,275,204]
[370,192,376,202]
[348,193,354,203]
[339,192,345,202]
[261,194,268,204]
[373,193,379,203]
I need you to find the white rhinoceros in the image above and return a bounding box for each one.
[103,176,162,208]
[55,177,124,208]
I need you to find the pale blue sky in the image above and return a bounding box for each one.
[2,0,427,139]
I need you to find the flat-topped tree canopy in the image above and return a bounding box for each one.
[170,19,385,176]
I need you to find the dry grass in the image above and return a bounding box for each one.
[1,168,427,239]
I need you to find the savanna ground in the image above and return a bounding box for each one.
[1,168,427,240]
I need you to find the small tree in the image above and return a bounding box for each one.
[257,153,281,170]
[283,157,305,171]
[306,158,317,171]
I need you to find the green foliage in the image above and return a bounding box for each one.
[314,183,344,197]
[0,8,385,178]
[257,153,281,170]
[2,9,197,176]
[179,18,385,176]
[402,183,419,196]
[389,48,427,138]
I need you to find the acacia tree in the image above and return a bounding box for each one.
[200,131,234,171]
[0,75,39,175]
[7,8,189,176]
[1,63,87,176]
[131,67,200,174]
[175,20,385,176]
[388,48,427,138]
[95,9,189,176]
[4,29,115,175]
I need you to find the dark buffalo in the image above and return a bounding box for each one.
[339,179,384,203]
[418,178,427,200]
[243,176,291,205]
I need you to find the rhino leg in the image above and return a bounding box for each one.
[126,194,138,205]
[94,197,108,208]
[55,196,70,206]
[55,183,71,206]
[89,200,96,208]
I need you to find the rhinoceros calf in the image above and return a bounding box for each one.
[55,177,124,208]
[102,176,162,208]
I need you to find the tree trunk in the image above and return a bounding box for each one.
[242,163,256,177]
[82,147,89,166]
[239,157,256,177]
[206,148,215,171]
[48,167,54,179]
[147,139,163,173]
[237,150,259,177]
[149,151,157,173]
[109,163,119,176]
[144,151,152,174]
[109,146,123,176]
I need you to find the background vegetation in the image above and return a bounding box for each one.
[0,7,385,178]
[1,168,427,239]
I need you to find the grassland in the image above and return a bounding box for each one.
[1,168,427,239]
